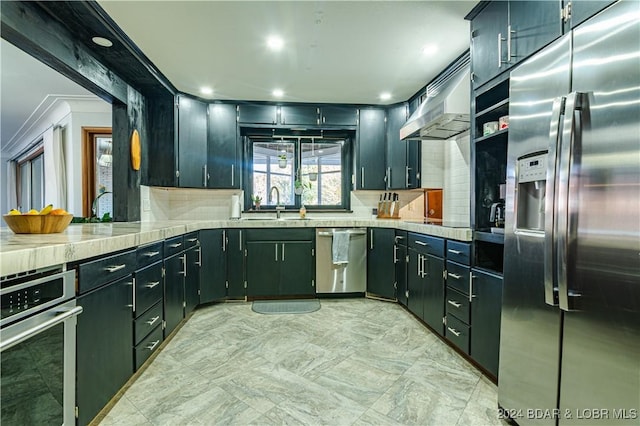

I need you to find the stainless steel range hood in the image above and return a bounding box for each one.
[400,62,470,141]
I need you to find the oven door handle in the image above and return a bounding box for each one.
[0,306,83,352]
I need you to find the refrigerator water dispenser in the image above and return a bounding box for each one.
[516,153,547,231]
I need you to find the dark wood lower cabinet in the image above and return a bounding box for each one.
[199,229,227,302]
[76,276,133,426]
[367,228,396,299]
[470,268,503,377]
[226,229,246,299]
[423,254,445,336]
[395,243,408,306]
[164,253,185,337]
[407,248,425,319]
[184,244,201,314]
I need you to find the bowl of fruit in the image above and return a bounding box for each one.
[3,205,73,234]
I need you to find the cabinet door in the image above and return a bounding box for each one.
[470,269,503,377]
[510,0,562,65]
[145,95,177,187]
[357,108,386,190]
[76,277,133,426]
[385,104,409,190]
[246,241,279,297]
[280,105,318,126]
[367,228,396,299]
[237,104,277,124]
[407,140,421,188]
[280,241,315,296]
[569,0,615,29]
[208,104,240,188]
[184,245,200,314]
[177,96,208,188]
[226,229,246,299]
[320,105,358,126]
[407,248,425,319]
[470,1,509,89]
[395,244,408,306]
[164,253,185,337]
[199,229,227,302]
[424,254,445,336]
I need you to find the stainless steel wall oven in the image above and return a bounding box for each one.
[1,268,82,425]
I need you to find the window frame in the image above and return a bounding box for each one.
[244,135,352,211]
[16,146,45,212]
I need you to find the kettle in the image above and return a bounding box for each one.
[490,202,505,227]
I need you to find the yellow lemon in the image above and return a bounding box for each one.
[26,209,39,215]
[8,209,21,215]
[39,204,53,215]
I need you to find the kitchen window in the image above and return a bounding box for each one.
[16,147,44,212]
[247,136,350,210]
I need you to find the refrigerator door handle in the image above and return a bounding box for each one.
[543,96,566,307]
[557,92,585,312]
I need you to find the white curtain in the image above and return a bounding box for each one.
[7,160,18,210]
[43,125,67,209]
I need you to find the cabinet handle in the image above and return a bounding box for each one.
[448,249,462,255]
[195,248,202,266]
[393,245,398,263]
[282,243,285,261]
[239,230,243,251]
[507,25,514,62]
[146,316,160,326]
[105,264,126,273]
[203,164,208,187]
[447,326,461,337]
[417,254,423,277]
[179,255,186,276]
[361,168,365,188]
[470,274,476,303]
[143,251,160,258]
[448,273,462,280]
[145,281,160,289]
[187,238,198,242]
[421,255,427,278]
[322,116,326,124]
[406,166,410,187]
[415,240,428,246]
[169,242,182,248]
[231,164,235,187]
[145,340,160,351]
[370,229,374,250]
[222,230,226,252]
[498,32,504,67]
[275,243,278,262]
[447,300,462,308]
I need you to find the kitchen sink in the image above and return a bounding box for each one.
[240,217,309,221]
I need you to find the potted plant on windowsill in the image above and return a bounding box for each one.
[278,154,287,168]
[294,179,311,195]
[251,195,262,210]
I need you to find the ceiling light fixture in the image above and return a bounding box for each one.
[266,35,284,51]
[200,87,213,96]
[380,92,392,101]
[422,44,439,56]
[272,89,284,98]
[92,36,113,48]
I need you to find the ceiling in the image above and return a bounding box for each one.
[1,1,476,150]
[97,1,475,104]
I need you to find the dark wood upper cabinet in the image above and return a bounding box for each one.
[237,104,277,125]
[320,105,358,126]
[385,104,410,190]
[279,105,319,126]
[357,107,386,190]
[176,95,208,188]
[208,104,240,189]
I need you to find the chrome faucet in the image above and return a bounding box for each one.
[269,186,285,218]
[92,191,112,218]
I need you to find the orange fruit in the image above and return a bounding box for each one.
[50,208,69,215]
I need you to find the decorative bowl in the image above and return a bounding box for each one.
[3,214,73,234]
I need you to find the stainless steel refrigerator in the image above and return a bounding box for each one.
[499,1,639,425]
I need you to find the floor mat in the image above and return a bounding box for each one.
[252,299,321,314]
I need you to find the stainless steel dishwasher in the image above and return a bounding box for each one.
[316,228,367,294]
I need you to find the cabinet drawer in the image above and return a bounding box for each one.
[183,232,199,249]
[408,233,444,257]
[78,250,136,294]
[244,228,314,241]
[134,262,163,315]
[446,241,471,266]
[164,235,184,257]
[136,241,163,269]
[446,287,470,324]
[134,301,163,345]
[134,323,163,371]
[446,261,471,295]
[446,315,470,354]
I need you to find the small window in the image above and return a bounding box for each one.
[16,149,44,212]
[247,136,350,210]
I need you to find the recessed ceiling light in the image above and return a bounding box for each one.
[422,44,439,56]
[267,35,284,51]
[272,89,284,98]
[92,36,113,48]
[380,92,392,101]
[200,87,213,96]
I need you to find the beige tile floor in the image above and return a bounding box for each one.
[100,299,508,426]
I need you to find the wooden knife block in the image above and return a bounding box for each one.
[377,201,400,219]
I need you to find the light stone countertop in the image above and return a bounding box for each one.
[0,218,471,277]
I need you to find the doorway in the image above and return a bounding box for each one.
[82,127,113,218]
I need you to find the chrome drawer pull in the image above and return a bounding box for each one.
[187,238,198,242]
[145,281,160,289]
[105,264,126,273]
[146,316,160,326]
[144,251,160,257]
[447,249,462,255]
[448,273,462,280]
[447,327,461,337]
[447,300,462,308]
[169,242,182,248]
[145,340,160,351]
[415,241,428,246]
